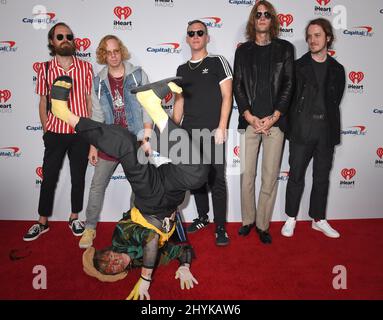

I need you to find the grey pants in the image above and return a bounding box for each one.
[85,158,134,229]
[240,126,284,231]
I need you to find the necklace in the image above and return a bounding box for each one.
[188,53,208,70]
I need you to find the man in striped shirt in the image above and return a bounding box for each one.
[23,22,93,242]
[173,20,233,246]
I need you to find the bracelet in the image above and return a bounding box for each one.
[140,275,152,282]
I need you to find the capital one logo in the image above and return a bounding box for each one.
[114,6,132,20]
[0,90,11,103]
[0,41,17,52]
[377,148,383,159]
[74,38,91,51]
[341,168,356,180]
[36,167,43,180]
[316,0,331,5]
[0,41,16,48]
[349,71,364,84]
[200,16,222,28]
[278,14,293,27]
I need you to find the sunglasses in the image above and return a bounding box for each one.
[187,30,205,37]
[56,34,74,41]
[255,11,272,20]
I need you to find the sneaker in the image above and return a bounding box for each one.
[79,228,96,249]
[215,225,229,246]
[186,216,209,233]
[281,217,297,237]
[312,220,340,238]
[69,218,85,236]
[23,223,49,241]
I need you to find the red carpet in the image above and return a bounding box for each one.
[0,219,382,300]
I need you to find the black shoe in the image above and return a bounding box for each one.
[69,218,85,236]
[187,216,209,233]
[23,223,49,241]
[256,227,272,244]
[215,225,229,246]
[238,223,254,236]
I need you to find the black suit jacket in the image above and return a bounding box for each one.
[233,38,295,131]
[287,52,346,146]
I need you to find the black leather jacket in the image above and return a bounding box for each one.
[287,52,346,146]
[233,39,295,131]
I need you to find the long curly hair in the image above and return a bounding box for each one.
[96,35,130,65]
[246,0,280,41]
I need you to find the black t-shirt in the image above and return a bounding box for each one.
[176,55,232,131]
[311,57,328,115]
[252,43,273,119]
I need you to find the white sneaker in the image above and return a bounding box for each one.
[312,220,340,238]
[79,228,96,249]
[281,217,296,237]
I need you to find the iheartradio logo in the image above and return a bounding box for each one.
[328,50,336,57]
[32,62,41,74]
[316,0,331,5]
[0,90,12,103]
[163,92,173,103]
[74,38,91,51]
[114,6,132,20]
[349,71,364,84]
[377,147,383,159]
[278,14,293,27]
[233,146,240,158]
[341,168,356,180]
[36,167,43,179]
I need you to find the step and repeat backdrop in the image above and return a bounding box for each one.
[1,0,382,222]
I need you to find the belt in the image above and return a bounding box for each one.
[312,114,325,120]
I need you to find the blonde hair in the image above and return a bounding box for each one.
[96,35,130,65]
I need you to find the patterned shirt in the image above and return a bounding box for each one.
[36,56,93,134]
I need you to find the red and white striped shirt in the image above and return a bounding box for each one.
[36,56,93,134]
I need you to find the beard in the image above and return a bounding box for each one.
[55,42,75,56]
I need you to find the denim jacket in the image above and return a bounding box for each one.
[91,61,152,140]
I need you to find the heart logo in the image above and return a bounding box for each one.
[164,92,173,103]
[278,14,293,27]
[36,167,43,180]
[0,90,11,103]
[74,38,91,51]
[377,148,383,159]
[233,146,240,158]
[114,6,132,20]
[33,62,41,74]
[341,168,356,180]
[316,0,331,5]
[349,71,364,84]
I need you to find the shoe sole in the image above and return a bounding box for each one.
[281,230,294,237]
[23,227,50,242]
[68,224,85,237]
[186,225,208,234]
[79,234,96,249]
[312,223,340,238]
[216,241,229,246]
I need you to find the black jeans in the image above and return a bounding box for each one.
[191,138,227,226]
[38,132,89,217]
[285,120,334,220]
[75,118,209,220]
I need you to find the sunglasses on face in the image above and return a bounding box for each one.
[255,11,272,20]
[56,34,74,41]
[187,30,205,37]
[106,49,121,56]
